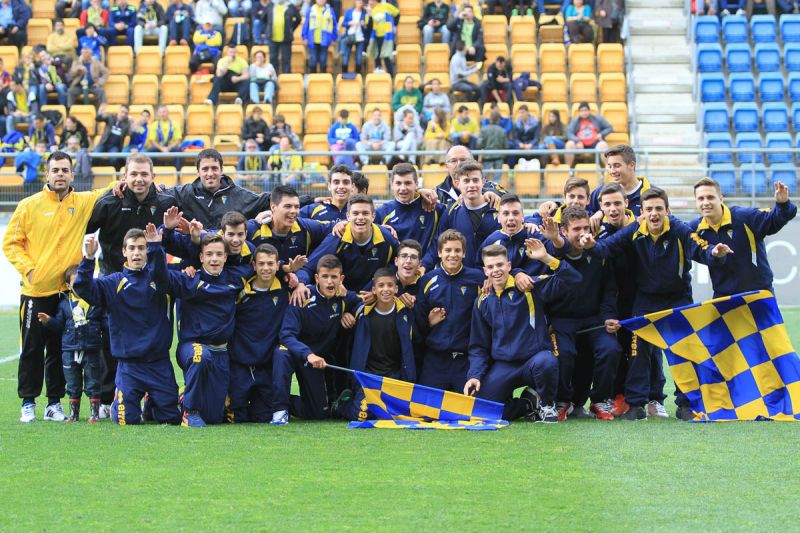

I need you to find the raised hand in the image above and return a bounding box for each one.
[285,255,308,273]
[579,232,596,249]
[540,216,560,242]
[189,219,204,243]
[144,222,161,243]
[525,238,549,261]
[775,181,790,204]
[85,234,99,259]
[163,206,183,230]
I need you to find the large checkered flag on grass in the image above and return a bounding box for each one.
[621,290,800,421]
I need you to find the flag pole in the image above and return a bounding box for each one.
[325,364,355,374]
[576,324,608,335]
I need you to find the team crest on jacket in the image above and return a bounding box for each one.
[663,241,669,250]
[68,207,75,215]
[371,248,377,257]
[290,236,297,244]
[418,214,425,225]
[273,296,279,306]
[508,292,514,301]
[150,206,157,215]
[221,196,228,204]
[727,229,733,239]
[332,302,339,313]
[149,282,157,290]
[460,286,467,295]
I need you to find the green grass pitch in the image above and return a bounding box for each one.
[0,310,799,531]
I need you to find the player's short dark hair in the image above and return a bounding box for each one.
[455,160,483,179]
[271,185,299,206]
[499,193,522,207]
[392,162,417,182]
[220,211,247,231]
[195,148,223,171]
[329,164,353,183]
[564,177,590,197]
[254,243,279,261]
[598,182,626,200]
[352,171,369,193]
[348,193,374,212]
[561,205,590,228]
[64,264,79,284]
[125,152,153,174]
[317,254,343,273]
[605,144,636,166]
[398,239,422,256]
[47,151,72,168]
[437,229,467,252]
[372,267,398,283]
[481,243,508,261]
[641,187,669,209]
[200,233,226,253]
[694,177,722,194]
[123,228,146,246]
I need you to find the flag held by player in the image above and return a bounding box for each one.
[621,290,800,422]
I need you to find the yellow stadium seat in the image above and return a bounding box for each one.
[510,44,537,75]
[190,74,213,103]
[399,0,423,17]
[485,43,509,64]
[365,72,393,103]
[539,23,564,43]
[394,73,422,91]
[291,44,306,73]
[92,168,117,189]
[250,45,270,61]
[541,73,567,102]
[106,46,133,76]
[165,46,191,75]
[32,0,55,19]
[396,44,422,73]
[335,103,362,128]
[136,46,162,75]
[606,132,630,146]
[482,102,510,118]
[568,43,595,74]
[513,101,540,120]
[305,103,333,135]
[570,102,598,118]
[69,105,97,135]
[423,72,450,92]
[63,18,81,44]
[424,43,451,73]
[105,75,130,105]
[365,102,393,127]
[165,105,185,131]
[482,15,508,44]
[0,174,24,187]
[514,165,542,197]
[307,73,334,104]
[510,16,536,44]
[27,19,51,46]
[214,135,241,166]
[224,17,246,40]
[216,104,244,136]
[543,164,571,195]
[131,74,159,105]
[421,164,447,189]
[362,165,389,196]
[570,73,597,104]
[303,134,331,166]
[0,46,18,71]
[601,102,629,133]
[541,101,569,123]
[278,73,304,105]
[161,75,188,105]
[539,43,566,73]
[129,104,155,118]
[186,104,214,136]
[574,164,601,190]
[235,45,249,62]
[336,73,363,104]
[275,103,303,134]
[152,166,179,187]
[599,73,626,102]
[597,43,624,73]
[396,18,421,45]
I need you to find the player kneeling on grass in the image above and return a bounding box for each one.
[73,227,181,426]
[465,242,581,423]
[227,244,289,423]
[38,265,105,422]
[271,255,361,424]
[169,234,244,427]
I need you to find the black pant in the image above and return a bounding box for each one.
[602,24,621,44]
[99,324,118,405]
[0,27,27,47]
[568,20,594,44]
[269,40,292,74]
[18,294,65,403]
[207,71,248,104]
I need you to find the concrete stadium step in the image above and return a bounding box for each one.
[633,66,694,93]
[635,94,697,123]
[637,124,700,148]
[628,0,683,8]
[629,36,691,63]
[627,10,687,35]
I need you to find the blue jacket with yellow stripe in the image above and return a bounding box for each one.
[73,243,173,362]
[42,292,105,353]
[426,201,500,269]
[479,227,569,277]
[299,201,347,223]
[595,210,637,315]
[245,217,332,263]
[161,227,256,278]
[415,265,485,353]
[229,276,290,366]
[588,175,652,217]
[689,201,797,297]
[297,223,400,291]
[375,195,447,268]
[547,252,618,323]
[467,259,580,380]
[350,298,416,382]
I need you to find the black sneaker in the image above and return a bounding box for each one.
[568,405,596,419]
[619,405,647,421]
[675,405,695,421]
[520,387,540,421]
[537,403,559,424]
[330,388,353,418]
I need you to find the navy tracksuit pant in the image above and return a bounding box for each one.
[418,349,469,393]
[112,357,181,425]
[272,346,333,420]
[176,342,230,424]
[477,350,558,420]
[228,361,273,423]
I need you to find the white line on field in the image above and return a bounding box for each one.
[0,353,20,364]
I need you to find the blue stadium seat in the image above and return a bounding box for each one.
[755,43,781,72]
[785,44,800,71]
[762,102,789,132]
[722,15,748,43]
[740,163,768,195]
[695,15,720,43]
[729,72,755,102]
[736,132,763,164]
[708,163,737,195]
[789,73,800,100]
[771,163,798,193]
[792,102,800,129]
[700,73,726,102]
[703,102,730,132]
[751,15,777,43]
[698,43,724,72]
[706,132,734,164]
[726,43,752,72]
[765,132,793,164]
[732,102,759,132]
[780,14,800,42]
[758,72,785,101]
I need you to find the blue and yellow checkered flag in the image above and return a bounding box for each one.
[347,371,509,430]
[621,290,800,421]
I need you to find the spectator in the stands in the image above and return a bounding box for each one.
[393,108,424,164]
[419,0,450,46]
[242,106,269,150]
[67,47,109,107]
[565,0,594,44]
[481,101,512,136]
[77,0,109,43]
[778,0,800,14]
[695,0,718,15]
[238,138,268,188]
[327,108,360,167]
[512,104,540,154]
[94,103,130,168]
[422,107,451,164]
[147,105,184,168]
[47,20,77,62]
[392,76,424,119]
[59,116,91,149]
[718,0,746,16]
[134,0,168,54]
[268,135,304,187]
[65,134,94,191]
[104,0,138,46]
[595,0,624,44]
[0,0,31,47]
[486,0,541,16]
[12,50,38,103]
[268,113,303,150]
[28,113,57,151]
[249,50,277,105]
[480,56,512,106]
[367,0,400,77]
[263,0,301,74]
[451,0,483,20]
[195,0,227,32]
[189,19,223,73]
[449,105,478,149]
[477,110,508,176]
[422,78,451,123]
[357,107,395,166]
[449,41,481,102]
[250,0,269,44]
[56,0,81,19]
[35,53,67,107]
[447,5,484,61]
[78,24,107,61]
[303,0,337,74]
[125,108,150,153]
[205,44,249,105]
[340,0,368,74]
[167,0,194,45]
[565,102,612,168]
[227,0,252,18]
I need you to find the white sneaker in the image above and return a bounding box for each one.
[234,97,243,105]
[647,400,669,418]
[735,8,746,15]
[20,403,35,423]
[203,99,213,105]
[374,67,384,74]
[44,403,67,421]
[270,410,289,425]
[99,404,112,419]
